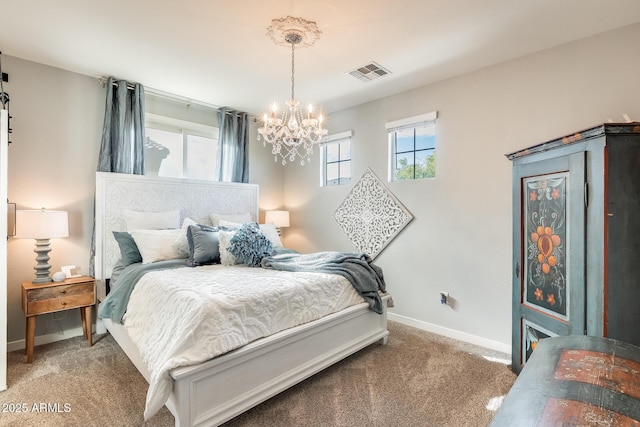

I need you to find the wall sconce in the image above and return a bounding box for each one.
[15,209,69,284]
[265,210,290,236]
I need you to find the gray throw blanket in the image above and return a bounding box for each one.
[261,251,386,314]
[99,259,187,323]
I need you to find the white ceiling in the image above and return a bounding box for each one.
[3,0,640,115]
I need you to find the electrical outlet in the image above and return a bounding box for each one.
[440,292,449,305]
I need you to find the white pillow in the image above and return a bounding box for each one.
[173,217,197,257]
[209,212,251,227]
[218,230,239,266]
[123,209,180,231]
[218,219,242,229]
[259,223,283,248]
[129,229,184,264]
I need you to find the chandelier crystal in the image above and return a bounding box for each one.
[258,16,327,166]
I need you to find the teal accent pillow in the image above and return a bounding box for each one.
[228,223,274,267]
[112,231,142,266]
[186,224,221,267]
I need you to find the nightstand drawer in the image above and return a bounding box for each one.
[25,282,95,315]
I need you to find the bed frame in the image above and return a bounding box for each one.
[94,172,390,427]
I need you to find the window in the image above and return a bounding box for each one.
[321,131,352,187]
[387,112,437,181]
[145,113,219,180]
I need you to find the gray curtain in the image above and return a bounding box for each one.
[97,77,146,174]
[216,107,249,183]
[91,77,146,277]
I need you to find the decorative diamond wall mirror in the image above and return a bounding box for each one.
[333,168,413,259]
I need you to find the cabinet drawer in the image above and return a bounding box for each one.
[25,283,95,315]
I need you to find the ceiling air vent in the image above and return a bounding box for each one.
[347,62,391,82]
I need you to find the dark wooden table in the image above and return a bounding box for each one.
[492,335,640,426]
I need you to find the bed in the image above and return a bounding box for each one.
[94,171,391,427]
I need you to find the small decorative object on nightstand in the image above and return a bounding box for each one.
[21,275,96,363]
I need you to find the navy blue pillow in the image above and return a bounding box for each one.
[227,223,274,267]
[186,224,221,267]
[112,231,142,266]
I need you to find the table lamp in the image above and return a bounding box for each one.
[265,210,290,235]
[15,209,69,284]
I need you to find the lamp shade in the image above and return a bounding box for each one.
[15,209,69,239]
[265,210,290,228]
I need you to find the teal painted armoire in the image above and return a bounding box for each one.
[507,123,640,373]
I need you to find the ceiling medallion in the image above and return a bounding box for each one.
[258,16,327,166]
[266,16,321,48]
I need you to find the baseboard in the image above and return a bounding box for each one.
[9,314,510,356]
[96,317,107,335]
[7,326,90,353]
[388,312,511,355]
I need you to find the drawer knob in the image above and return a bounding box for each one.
[61,302,67,306]
[60,290,67,294]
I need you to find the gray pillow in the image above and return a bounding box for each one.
[228,222,274,267]
[112,231,142,266]
[186,224,221,267]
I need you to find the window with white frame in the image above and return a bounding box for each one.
[321,131,352,187]
[145,113,219,181]
[386,112,437,181]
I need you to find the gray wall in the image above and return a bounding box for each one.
[3,55,283,346]
[4,22,640,352]
[5,56,103,345]
[281,22,640,351]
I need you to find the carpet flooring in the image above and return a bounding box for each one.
[0,321,516,426]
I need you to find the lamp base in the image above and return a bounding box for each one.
[32,238,53,284]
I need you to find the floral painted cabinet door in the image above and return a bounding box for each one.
[511,152,586,373]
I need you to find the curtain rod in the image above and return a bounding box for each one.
[98,77,223,111]
[97,77,257,120]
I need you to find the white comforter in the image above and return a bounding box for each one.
[122,264,364,419]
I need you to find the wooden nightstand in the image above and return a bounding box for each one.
[21,275,96,363]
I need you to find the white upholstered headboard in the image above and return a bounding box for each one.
[94,172,259,280]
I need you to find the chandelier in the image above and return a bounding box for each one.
[258,16,327,166]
